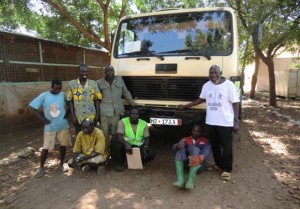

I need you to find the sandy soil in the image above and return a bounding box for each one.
[0,93,299,209]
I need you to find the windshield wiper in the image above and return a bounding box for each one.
[120,51,164,60]
[119,51,141,56]
[158,49,211,60]
[146,51,164,61]
[192,51,211,60]
[158,49,191,54]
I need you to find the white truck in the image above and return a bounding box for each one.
[111,7,240,126]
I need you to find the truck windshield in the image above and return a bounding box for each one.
[114,11,233,58]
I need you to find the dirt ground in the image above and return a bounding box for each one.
[0,93,299,209]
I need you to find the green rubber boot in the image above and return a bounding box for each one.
[173,161,185,188]
[185,165,201,190]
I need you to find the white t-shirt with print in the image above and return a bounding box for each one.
[200,80,240,127]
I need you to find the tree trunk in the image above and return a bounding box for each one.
[240,38,249,95]
[249,52,260,99]
[266,58,277,107]
[241,69,245,95]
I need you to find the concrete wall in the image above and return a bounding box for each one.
[0,82,69,128]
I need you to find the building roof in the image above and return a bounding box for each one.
[0,29,108,53]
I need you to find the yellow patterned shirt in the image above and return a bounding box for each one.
[73,128,106,158]
[67,79,102,123]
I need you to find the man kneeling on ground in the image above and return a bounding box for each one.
[68,118,107,175]
[114,107,155,172]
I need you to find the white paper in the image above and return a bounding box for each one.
[124,41,141,53]
[121,23,127,32]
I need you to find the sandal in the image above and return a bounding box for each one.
[207,165,221,171]
[59,164,69,173]
[220,172,231,181]
[35,167,45,178]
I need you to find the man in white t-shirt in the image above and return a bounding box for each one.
[178,65,240,181]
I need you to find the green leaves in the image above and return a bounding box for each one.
[0,0,36,31]
[1,0,130,50]
[1,0,298,55]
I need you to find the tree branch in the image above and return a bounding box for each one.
[119,0,127,19]
[272,43,285,57]
[256,48,268,64]
[268,14,300,57]
[96,0,111,51]
[42,0,106,49]
[234,0,249,30]
[96,0,106,11]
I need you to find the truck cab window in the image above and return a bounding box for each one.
[114,11,233,58]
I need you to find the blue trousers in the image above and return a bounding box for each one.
[174,145,208,172]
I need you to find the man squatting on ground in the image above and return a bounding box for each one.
[68,118,107,175]
[29,80,71,178]
[173,123,211,190]
[67,64,102,135]
[178,65,240,181]
[113,107,155,172]
[97,65,135,154]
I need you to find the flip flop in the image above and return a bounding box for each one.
[59,164,69,173]
[220,172,231,181]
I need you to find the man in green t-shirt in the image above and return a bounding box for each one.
[114,107,155,172]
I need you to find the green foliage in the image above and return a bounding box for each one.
[0,0,37,31]
[134,0,205,13]
[227,0,300,105]
[184,33,193,49]
[1,0,130,50]
[225,0,300,69]
[0,0,232,50]
[34,1,104,47]
[228,0,300,55]
[2,0,298,58]
[37,0,108,48]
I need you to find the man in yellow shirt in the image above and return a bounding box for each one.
[68,118,107,174]
[67,64,102,135]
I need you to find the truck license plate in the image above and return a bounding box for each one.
[150,118,182,126]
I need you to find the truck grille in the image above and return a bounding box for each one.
[122,76,208,101]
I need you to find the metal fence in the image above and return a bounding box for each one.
[0,31,110,82]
